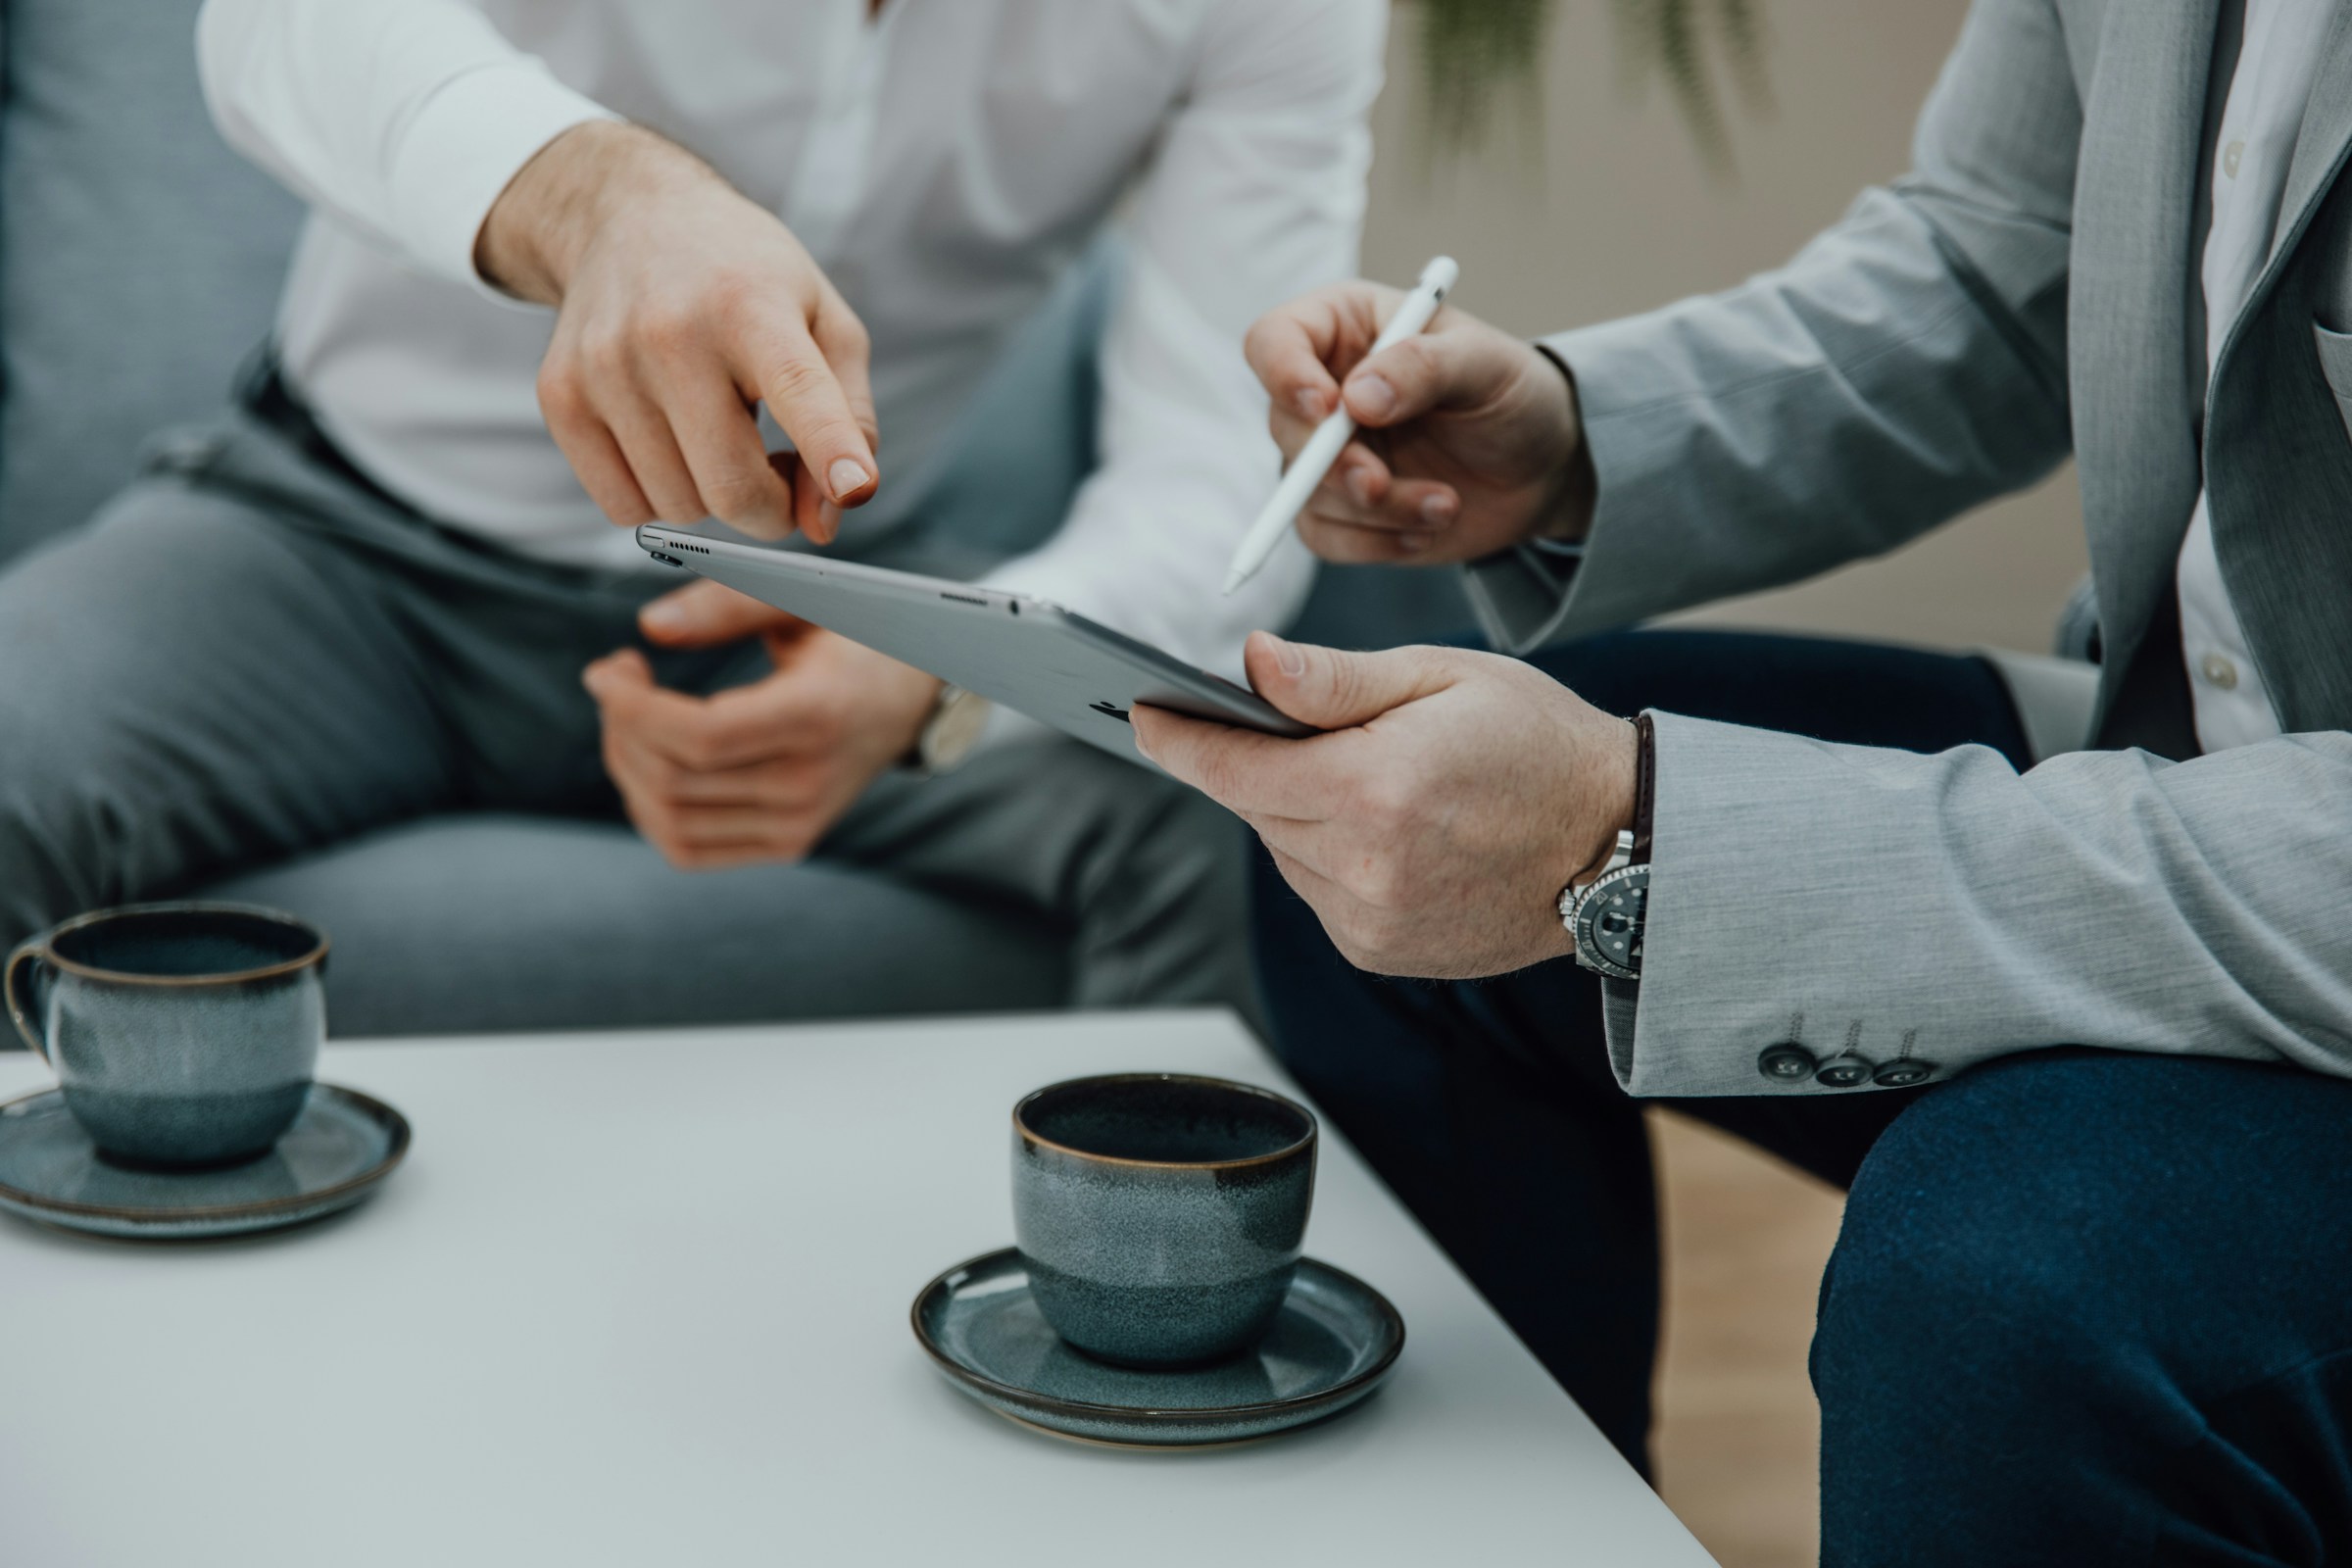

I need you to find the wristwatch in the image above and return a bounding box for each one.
[1560,829,1648,980]
[1557,713,1656,981]
[912,684,992,775]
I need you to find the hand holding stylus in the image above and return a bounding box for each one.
[1223,257,1458,594]
[1235,270,1597,572]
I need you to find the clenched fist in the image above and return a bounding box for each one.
[582,580,940,871]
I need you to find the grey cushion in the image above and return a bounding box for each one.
[0,0,302,561]
[207,816,1069,1036]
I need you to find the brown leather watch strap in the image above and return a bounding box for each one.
[1630,712,1656,865]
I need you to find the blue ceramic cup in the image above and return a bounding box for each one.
[1012,1073,1317,1368]
[6,903,328,1168]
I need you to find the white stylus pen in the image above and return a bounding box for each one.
[1221,255,1461,597]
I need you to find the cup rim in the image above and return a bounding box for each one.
[32,903,331,989]
[1012,1072,1317,1173]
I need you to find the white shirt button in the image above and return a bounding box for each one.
[2223,138,2245,178]
[2201,652,2240,690]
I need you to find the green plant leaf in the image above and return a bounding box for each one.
[1414,0,1771,172]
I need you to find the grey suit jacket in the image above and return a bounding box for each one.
[1463,0,2352,1097]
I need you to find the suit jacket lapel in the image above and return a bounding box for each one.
[2266,3,2352,281]
[2070,0,2220,723]
[2204,7,2352,731]
[2206,2,2352,375]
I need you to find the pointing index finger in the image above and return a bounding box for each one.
[744,318,878,511]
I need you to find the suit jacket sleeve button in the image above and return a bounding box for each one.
[1758,1044,1817,1082]
[1873,1060,1936,1088]
[1814,1054,1874,1088]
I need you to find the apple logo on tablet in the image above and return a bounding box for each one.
[1090,701,1131,723]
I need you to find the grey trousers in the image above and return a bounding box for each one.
[0,410,1254,1021]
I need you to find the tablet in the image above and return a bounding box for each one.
[635,525,1314,761]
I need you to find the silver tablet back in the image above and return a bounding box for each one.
[637,526,1311,763]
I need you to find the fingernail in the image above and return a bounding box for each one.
[817,501,842,538]
[1348,466,1379,507]
[1297,386,1328,420]
[1266,635,1307,677]
[1397,532,1433,554]
[828,458,870,501]
[1420,494,1457,527]
[1348,372,1396,420]
[641,600,688,634]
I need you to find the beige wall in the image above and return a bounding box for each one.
[1358,1,2087,656]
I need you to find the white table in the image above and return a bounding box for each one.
[0,1010,1714,1566]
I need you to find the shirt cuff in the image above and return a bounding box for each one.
[1461,538,1586,655]
[388,58,619,296]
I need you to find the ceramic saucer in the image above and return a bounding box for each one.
[911,1247,1403,1448]
[0,1084,409,1241]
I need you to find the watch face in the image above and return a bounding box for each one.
[1573,865,1646,980]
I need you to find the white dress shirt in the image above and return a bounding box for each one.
[196,0,1383,673]
[2177,0,2332,752]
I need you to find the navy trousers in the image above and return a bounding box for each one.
[1253,629,2352,1566]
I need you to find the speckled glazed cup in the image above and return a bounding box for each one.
[6,904,327,1168]
[1012,1073,1317,1368]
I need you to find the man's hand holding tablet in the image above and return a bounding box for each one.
[1133,633,1635,981]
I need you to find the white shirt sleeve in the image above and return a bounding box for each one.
[976,0,1387,679]
[196,0,617,288]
